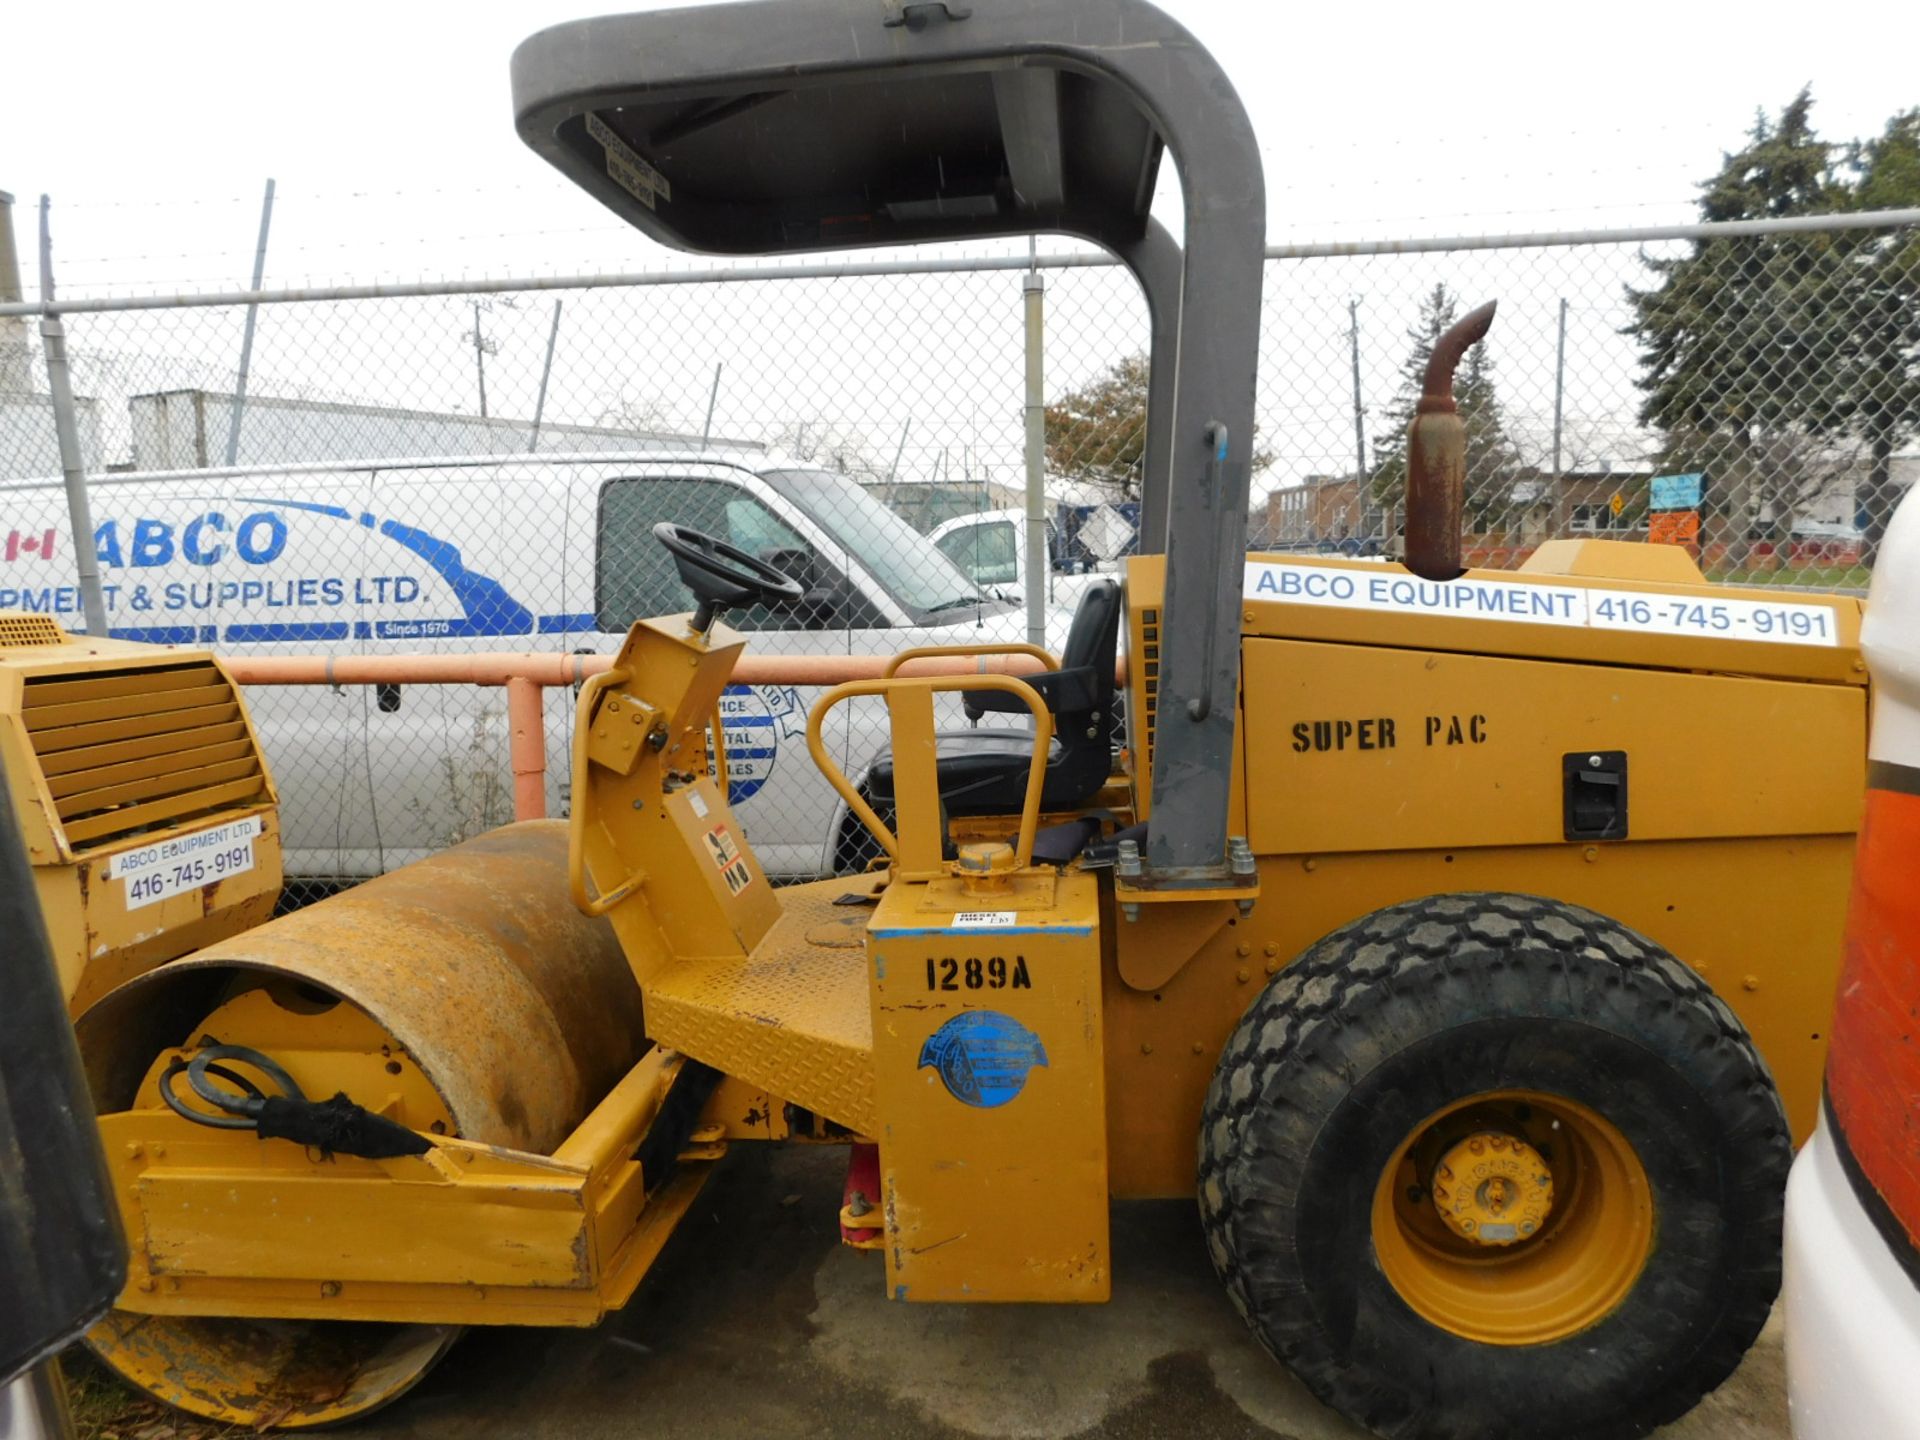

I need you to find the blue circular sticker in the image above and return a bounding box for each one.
[718,683,801,804]
[918,1011,1049,1108]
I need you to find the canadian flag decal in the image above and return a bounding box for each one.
[4,530,56,562]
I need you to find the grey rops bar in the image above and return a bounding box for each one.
[511,0,1266,876]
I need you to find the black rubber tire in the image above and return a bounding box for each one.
[1198,892,1789,1440]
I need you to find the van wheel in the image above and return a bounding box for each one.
[1198,893,1788,1440]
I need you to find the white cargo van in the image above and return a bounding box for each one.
[0,454,1071,880]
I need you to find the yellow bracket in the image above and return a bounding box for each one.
[568,667,648,917]
[808,672,1053,879]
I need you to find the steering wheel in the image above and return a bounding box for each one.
[653,522,806,631]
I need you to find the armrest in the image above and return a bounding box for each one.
[962,666,1100,719]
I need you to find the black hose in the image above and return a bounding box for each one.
[156,1042,428,1160]
[158,1045,304,1129]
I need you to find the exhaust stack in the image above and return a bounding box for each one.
[1404,300,1496,581]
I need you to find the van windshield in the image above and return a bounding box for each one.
[762,469,999,620]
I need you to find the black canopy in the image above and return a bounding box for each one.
[513,0,1266,875]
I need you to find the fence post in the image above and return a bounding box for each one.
[224,178,276,467]
[35,197,107,638]
[0,192,32,392]
[1021,264,1046,651]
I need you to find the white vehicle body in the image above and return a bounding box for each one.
[1784,1118,1920,1438]
[1783,486,1920,1439]
[929,507,1115,612]
[0,454,1074,881]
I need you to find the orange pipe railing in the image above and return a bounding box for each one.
[222,648,1094,824]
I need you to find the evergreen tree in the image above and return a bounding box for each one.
[1627,90,1854,564]
[1455,340,1532,530]
[1371,283,1529,531]
[1842,109,1920,564]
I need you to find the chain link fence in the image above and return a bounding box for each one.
[1,211,1914,898]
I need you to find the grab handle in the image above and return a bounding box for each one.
[882,642,1058,678]
[807,673,1053,874]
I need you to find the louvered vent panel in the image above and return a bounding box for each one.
[0,614,70,648]
[22,661,268,852]
[1138,607,1159,779]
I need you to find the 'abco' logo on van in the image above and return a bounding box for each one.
[93,512,289,568]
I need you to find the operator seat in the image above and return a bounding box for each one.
[863,580,1124,826]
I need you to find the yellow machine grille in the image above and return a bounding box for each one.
[22,661,270,852]
[1138,606,1159,776]
[0,614,72,648]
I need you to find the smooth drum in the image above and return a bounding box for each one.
[76,820,648,1427]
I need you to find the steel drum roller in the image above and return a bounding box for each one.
[75,821,648,1427]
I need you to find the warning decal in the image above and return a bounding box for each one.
[586,113,672,210]
[703,824,753,896]
[953,911,1018,929]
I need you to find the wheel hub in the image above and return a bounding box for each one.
[1430,1131,1553,1246]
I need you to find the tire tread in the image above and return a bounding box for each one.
[1197,892,1788,1440]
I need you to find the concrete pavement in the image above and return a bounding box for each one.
[356,1145,1787,1440]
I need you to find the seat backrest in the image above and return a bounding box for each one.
[1059,580,1122,712]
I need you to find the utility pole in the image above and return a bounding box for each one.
[528,299,563,453]
[887,418,910,482]
[223,177,275,466]
[469,301,495,418]
[700,362,723,450]
[1348,297,1366,481]
[1550,297,1568,536]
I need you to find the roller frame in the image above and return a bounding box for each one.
[98,1049,717,1328]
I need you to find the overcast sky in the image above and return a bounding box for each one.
[3,0,1914,498]
[8,0,1916,295]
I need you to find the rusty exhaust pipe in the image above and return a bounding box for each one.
[1404,299,1497,581]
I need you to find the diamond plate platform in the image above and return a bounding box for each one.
[644,877,877,1136]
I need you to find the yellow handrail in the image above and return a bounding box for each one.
[807,672,1054,872]
[882,641,1059,679]
[567,667,648,918]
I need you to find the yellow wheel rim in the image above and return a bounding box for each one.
[1371,1090,1654,1346]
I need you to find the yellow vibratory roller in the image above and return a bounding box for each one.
[74,820,647,1428]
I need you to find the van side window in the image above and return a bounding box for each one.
[935,520,1018,587]
[596,476,824,632]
